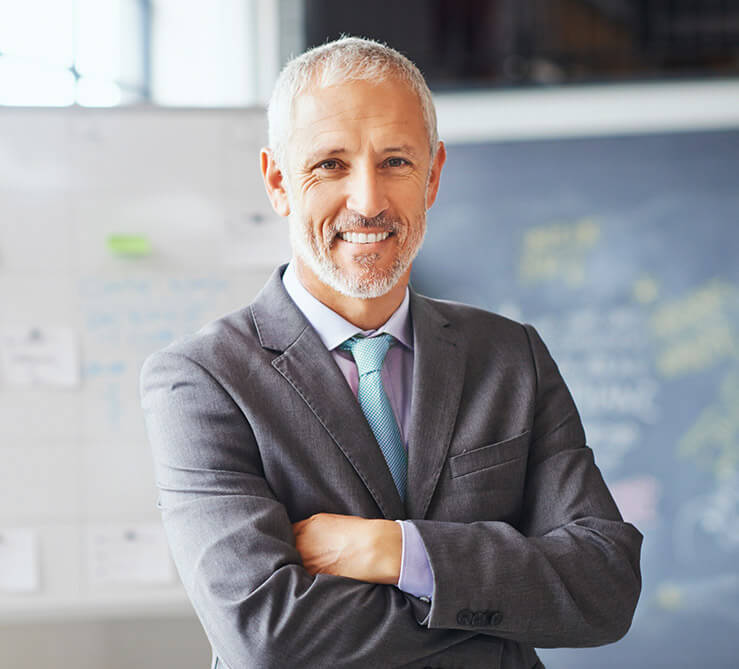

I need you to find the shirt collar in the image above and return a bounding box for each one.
[282,261,413,352]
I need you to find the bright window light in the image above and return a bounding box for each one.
[0,57,76,106]
[76,77,122,107]
[0,0,146,107]
[75,0,121,79]
[0,0,75,67]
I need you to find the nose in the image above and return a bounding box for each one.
[345,164,389,219]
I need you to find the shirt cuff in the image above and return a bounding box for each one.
[395,520,434,600]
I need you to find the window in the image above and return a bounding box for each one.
[0,0,149,107]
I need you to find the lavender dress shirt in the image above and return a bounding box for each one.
[282,262,433,600]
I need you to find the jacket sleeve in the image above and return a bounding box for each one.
[409,324,643,648]
[140,350,482,669]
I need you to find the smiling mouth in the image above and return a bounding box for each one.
[337,231,392,244]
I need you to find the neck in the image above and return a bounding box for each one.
[294,259,410,331]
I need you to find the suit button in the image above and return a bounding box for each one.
[488,610,503,626]
[471,611,489,626]
[456,608,474,625]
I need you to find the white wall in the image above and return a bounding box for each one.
[436,78,739,143]
[150,0,280,106]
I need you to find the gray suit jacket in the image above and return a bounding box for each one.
[140,265,642,669]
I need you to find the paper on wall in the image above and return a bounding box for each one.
[86,523,175,586]
[0,528,40,593]
[0,326,80,387]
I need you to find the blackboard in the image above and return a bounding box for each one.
[414,129,739,669]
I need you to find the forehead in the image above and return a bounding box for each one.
[288,77,427,152]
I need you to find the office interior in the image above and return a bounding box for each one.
[1,1,738,667]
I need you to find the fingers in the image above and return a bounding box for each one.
[292,512,329,532]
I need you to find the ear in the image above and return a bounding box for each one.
[260,148,291,217]
[425,140,447,210]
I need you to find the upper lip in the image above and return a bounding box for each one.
[338,229,393,235]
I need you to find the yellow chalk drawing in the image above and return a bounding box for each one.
[656,325,735,378]
[519,217,601,287]
[651,280,734,337]
[656,583,684,611]
[633,275,660,304]
[650,280,738,378]
[679,368,739,481]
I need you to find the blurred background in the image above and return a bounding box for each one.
[1,1,738,667]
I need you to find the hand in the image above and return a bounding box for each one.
[292,513,402,585]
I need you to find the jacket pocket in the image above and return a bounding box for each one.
[449,430,530,479]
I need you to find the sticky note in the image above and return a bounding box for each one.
[610,476,660,527]
[0,528,40,593]
[106,235,152,257]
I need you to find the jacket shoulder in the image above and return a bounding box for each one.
[142,304,261,377]
[415,293,532,344]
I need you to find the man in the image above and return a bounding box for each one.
[141,37,642,669]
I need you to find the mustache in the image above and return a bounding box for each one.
[330,213,400,236]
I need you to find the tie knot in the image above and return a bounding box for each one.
[340,333,395,375]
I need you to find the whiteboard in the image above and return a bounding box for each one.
[0,106,289,621]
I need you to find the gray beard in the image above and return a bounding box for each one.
[288,211,425,299]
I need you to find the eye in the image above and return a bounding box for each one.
[316,159,340,170]
[385,157,411,168]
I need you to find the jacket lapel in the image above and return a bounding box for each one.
[405,291,466,520]
[251,266,405,520]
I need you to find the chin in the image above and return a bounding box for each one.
[327,268,401,299]
[292,229,414,299]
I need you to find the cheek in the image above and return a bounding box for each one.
[397,196,427,240]
[405,221,425,248]
[302,191,342,231]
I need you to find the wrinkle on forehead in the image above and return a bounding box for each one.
[287,80,428,161]
[292,79,421,123]
[292,105,416,134]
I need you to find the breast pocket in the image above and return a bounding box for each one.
[449,430,531,479]
[443,431,532,523]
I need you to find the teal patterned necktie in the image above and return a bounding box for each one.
[340,334,407,500]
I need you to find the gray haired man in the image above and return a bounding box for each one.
[141,37,642,668]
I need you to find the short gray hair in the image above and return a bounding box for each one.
[267,36,439,170]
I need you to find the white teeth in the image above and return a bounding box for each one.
[339,231,390,244]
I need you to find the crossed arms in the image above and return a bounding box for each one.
[293,512,403,585]
[140,325,642,668]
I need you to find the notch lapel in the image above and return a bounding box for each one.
[251,266,405,520]
[405,292,466,520]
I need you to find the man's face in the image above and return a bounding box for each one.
[281,77,443,299]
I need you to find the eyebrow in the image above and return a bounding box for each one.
[303,144,419,166]
[381,144,419,157]
[304,147,346,165]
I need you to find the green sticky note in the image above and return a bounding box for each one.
[107,235,152,257]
